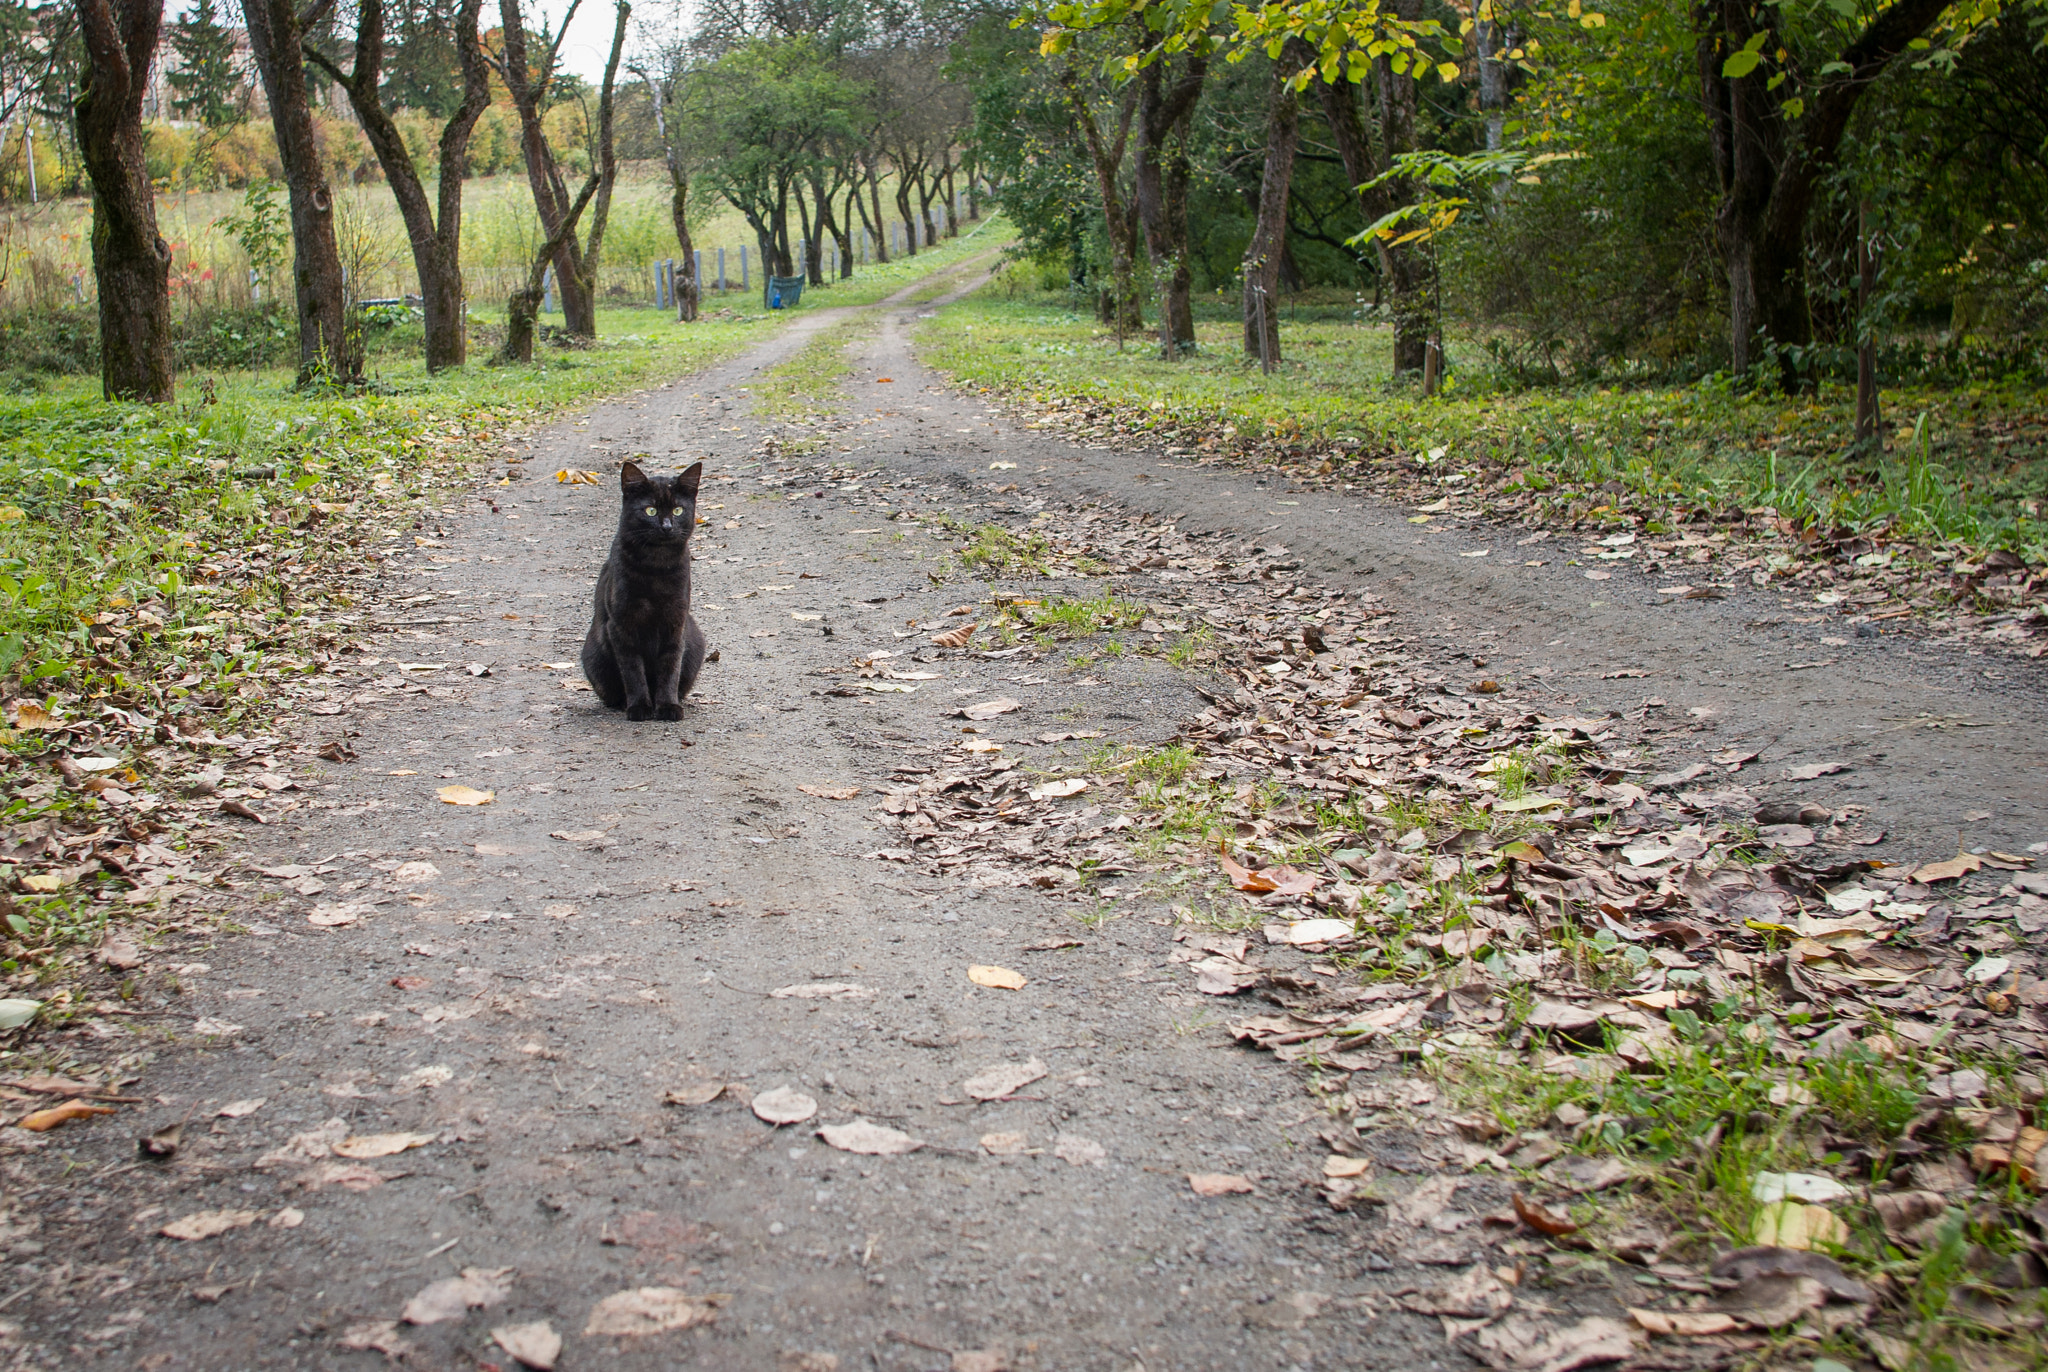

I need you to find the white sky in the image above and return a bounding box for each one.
[169,0,681,83]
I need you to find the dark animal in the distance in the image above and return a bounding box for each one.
[581,460,708,721]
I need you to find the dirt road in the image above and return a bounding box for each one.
[5,259,2043,1372]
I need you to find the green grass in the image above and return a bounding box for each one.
[752,315,871,425]
[920,284,2048,561]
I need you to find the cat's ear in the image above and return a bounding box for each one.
[674,462,704,499]
[620,460,648,490]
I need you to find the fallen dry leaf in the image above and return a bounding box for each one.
[1783,761,1849,781]
[1398,1265,1514,1318]
[663,1081,730,1106]
[1911,852,1982,883]
[1512,1193,1580,1237]
[1323,1155,1372,1179]
[951,1353,1007,1372]
[583,1287,728,1337]
[337,1320,413,1357]
[1710,1274,1828,1329]
[1628,1308,1738,1336]
[1188,1172,1255,1197]
[403,1267,512,1324]
[269,1208,304,1228]
[161,1209,261,1240]
[817,1119,925,1155]
[962,1058,1047,1101]
[930,623,976,648]
[332,1131,437,1160]
[796,784,861,800]
[1750,1199,1847,1249]
[436,784,495,806]
[770,982,875,1001]
[1054,1134,1106,1167]
[1027,777,1088,800]
[967,964,1027,990]
[962,696,1021,720]
[1460,1314,1636,1371]
[493,1320,562,1370]
[216,1098,266,1119]
[751,1085,818,1126]
[980,1132,1036,1156]
[19,1098,115,1131]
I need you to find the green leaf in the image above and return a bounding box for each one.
[1722,48,1764,79]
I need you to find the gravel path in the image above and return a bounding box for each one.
[4,259,2042,1372]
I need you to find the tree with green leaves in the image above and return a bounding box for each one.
[166,0,245,127]
[304,0,491,370]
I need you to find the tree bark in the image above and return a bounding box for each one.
[575,2,627,307]
[309,0,489,370]
[73,0,173,403]
[1066,68,1141,334]
[1242,64,1299,364]
[1372,6,1431,374]
[1135,49,1207,358]
[863,158,889,263]
[496,0,622,362]
[637,65,698,321]
[1697,0,1949,391]
[893,167,919,257]
[245,0,359,384]
[500,0,595,336]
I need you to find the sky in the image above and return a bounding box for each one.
[168,0,683,84]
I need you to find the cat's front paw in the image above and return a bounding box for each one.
[654,702,685,721]
[625,700,654,721]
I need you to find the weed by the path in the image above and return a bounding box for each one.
[752,316,871,427]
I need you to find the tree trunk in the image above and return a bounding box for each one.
[835,181,859,278]
[1242,66,1299,364]
[639,68,698,321]
[245,0,359,383]
[500,0,595,337]
[73,0,173,403]
[893,171,919,257]
[1373,8,1430,374]
[865,161,889,263]
[575,1,628,311]
[1854,199,1878,446]
[940,153,957,237]
[668,175,698,320]
[496,1,621,363]
[1135,51,1207,358]
[310,0,488,371]
[1065,70,1141,333]
[1697,0,1949,391]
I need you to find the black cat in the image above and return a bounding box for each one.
[581,460,709,721]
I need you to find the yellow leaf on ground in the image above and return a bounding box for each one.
[583,1288,728,1337]
[797,784,860,800]
[436,785,494,806]
[333,1131,437,1159]
[161,1208,260,1240]
[967,965,1026,990]
[19,1098,115,1131]
[1911,853,1981,883]
[1188,1172,1255,1196]
[1750,1199,1847,1249]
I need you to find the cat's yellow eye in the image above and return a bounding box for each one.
[645,505,657,516]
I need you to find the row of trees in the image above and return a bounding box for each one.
[32,0,641,399]
[632,0,982,323]
[981,0,2048,390]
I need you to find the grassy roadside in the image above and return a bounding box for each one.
[0,304,782,1033]
[919,285,2046,642]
